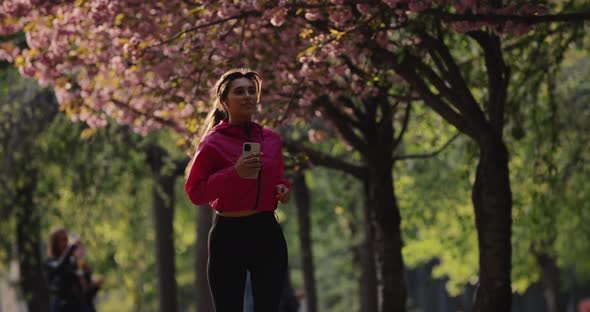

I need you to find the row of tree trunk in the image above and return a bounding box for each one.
[6,90,569,312]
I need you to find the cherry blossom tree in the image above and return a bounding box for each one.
[2,1,589,311]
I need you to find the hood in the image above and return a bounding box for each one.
[211,120,264,141]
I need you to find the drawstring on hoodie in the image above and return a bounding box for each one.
[244,122,252,140]
[242,122,263,211]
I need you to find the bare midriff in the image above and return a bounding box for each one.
[216,210,262,217]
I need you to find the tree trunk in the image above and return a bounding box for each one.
[472,137,512,312]
[361,243,380,312]
[146,145,179,312]
[15,169,50,312]
[152,169,178,312]
[364,154,406,312]
[292,173,318,312]
[350,201,377,312]
[536,253,564,312]
[195,205,213,312]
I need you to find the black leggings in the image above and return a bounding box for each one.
[208,211,288,312]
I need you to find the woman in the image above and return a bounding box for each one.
[44,228,103,312]
[185,68,291,312]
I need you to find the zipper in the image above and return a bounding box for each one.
[244,123,261,210]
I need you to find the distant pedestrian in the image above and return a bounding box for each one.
[44,228,103,312]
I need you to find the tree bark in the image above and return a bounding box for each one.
[359,237,379,312]
[472,137,512,312]
[148,146,178,312]
[364,152,406,312]
[354,206,378,312]
[15,169,50,312]
[378,29,514,311]
[292,173,318,312]
[195,205,213,312]
[469,30,513,311]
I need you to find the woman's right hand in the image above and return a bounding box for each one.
[234,152,263,178]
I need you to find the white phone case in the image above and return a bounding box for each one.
[242,142,261,179]
[242,142,261,155]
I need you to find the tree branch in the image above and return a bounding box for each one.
[394,132,460,161]
[109,98,185,133]
[419,33,488,126]
[283,139,366,179]
[424,9,590,25]
[387,52,476,138]
[409,54,459,106]
[154,12,255,47]
[277,80,305,125]
[392,101,411,152]
[339,96,366,132]
[468,31,509,136]
[315,96,368,153]
[340,55,368,78]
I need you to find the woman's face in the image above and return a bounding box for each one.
[57,231,68,254]
[222,77,258,122]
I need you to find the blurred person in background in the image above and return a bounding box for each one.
[44,228,104,312]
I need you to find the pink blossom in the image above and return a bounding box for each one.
[502,21,532,36]
[152,61,173,80]
[382,0,402,9]
[329,9,352,26]
[0,49,14,62]
[0,0,552,136]
[305,11,322,21]
[178,104,195,118]
[409,0,432,13]
[0,42,19,62]
[281,85,294,93]
[453,0,476,13]
[252,0,264,11]
[217,3,241,18]
[86,114,108,129]
[452,21,479,34]
[18,63,37,77]
[0,23,21,36]
[270,7,287,27]
[1,0,31,17]
[356,4,372,15]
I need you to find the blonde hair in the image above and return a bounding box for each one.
[199,68,262,140]
[48,227,67,259]
[185,68,263,178]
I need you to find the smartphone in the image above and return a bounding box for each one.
[242,142,261,156]
[242,142,261,179]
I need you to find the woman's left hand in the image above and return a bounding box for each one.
[275,184,291,204]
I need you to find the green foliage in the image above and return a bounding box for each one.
[0,68,52,269]
[1,22,589,310]
[281,167,364,312]
[397,43,590,298]
[0,68,200,310]
[396,102,481,296]
[174,179,198,312]
[509,52,590,285]
[35,115,160,311]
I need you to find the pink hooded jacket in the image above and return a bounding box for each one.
[184,121,290,212]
